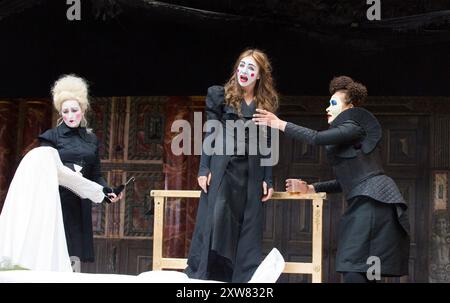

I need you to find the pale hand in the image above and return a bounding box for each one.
[285,179,314,194]
[198,173,212,193]
[252,109,287,130]
[262,181,274,202]
[108,192,123,203]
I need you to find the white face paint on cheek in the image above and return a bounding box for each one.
[61,100,83,128]
[237,57,259,87]
[326,97,344,124]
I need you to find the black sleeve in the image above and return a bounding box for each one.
[38,129,57,147]
[198,86,224,177]
[284,120,365,146]
[90,138,108,187]
[312,179,342,193]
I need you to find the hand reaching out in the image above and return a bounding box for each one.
[252,109,287,131]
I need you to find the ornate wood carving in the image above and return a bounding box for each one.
[128,97,166,160]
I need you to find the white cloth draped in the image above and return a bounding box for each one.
[0,147,286,282]
[0,147,104,272]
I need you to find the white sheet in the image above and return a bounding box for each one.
[0,270,219,283]
[0,147,105,272]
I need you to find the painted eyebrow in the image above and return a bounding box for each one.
[239,61,256,68]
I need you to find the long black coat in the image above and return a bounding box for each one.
[185,86,274,282]
[38,123,107,262]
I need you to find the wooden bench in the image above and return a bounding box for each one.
[150,190,326,283]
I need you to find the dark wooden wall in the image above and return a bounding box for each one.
[1,96,449,282]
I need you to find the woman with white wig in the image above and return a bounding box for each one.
[36,74,122,264]
[0,74,124,271]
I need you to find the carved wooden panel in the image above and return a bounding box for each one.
[92,202,107,236]
[20,101,53,154]
[110,97,127,161]
[105,170,125,237]
[81,238,153,275]
[292,140,320,164]
[285,116,326,166]
[89,97,112,160]
[119,239,153,275]
[124,171,163,237]
[431,116,450,169]
[128,97,166,160]
[387,129,418,166]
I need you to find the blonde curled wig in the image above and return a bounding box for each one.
[52,74,90,127]
[224,49,279,115]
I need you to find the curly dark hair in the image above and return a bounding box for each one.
[329,76,368,106]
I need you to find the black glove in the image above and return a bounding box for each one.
[103,187,114,204]
[103,185,126,204]
[113,184,125,195]
[103,177,133,204]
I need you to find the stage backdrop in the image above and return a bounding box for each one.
[1,96,450,282]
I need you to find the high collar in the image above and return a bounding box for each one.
[58,122,87,136]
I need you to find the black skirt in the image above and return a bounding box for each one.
[336,196,410,276]
[185,153,265,283]
[211,155,249,261]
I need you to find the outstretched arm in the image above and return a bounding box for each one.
[253,109,365,146]
[283,121,364,146]
[311,179,342,194]
[286,178,342,194]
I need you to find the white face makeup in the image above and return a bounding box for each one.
[326,93,345,124]
[236,56,260,87]
[61,100,83,128]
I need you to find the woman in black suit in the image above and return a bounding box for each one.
[38,74,122,263]
[253,76,410,282]
[185,49,279,282]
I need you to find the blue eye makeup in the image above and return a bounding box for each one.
[330,99,338,106]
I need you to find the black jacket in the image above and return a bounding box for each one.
[284,107,409,234]
[197,85,273,188]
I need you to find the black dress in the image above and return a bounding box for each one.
[38,123,107,262]
[185,86,273,282]
[284,107,410,277]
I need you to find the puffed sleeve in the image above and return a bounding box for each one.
[38,128,57,147]
[198,85,225,177]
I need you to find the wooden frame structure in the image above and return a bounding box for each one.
[150,190,326,283]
